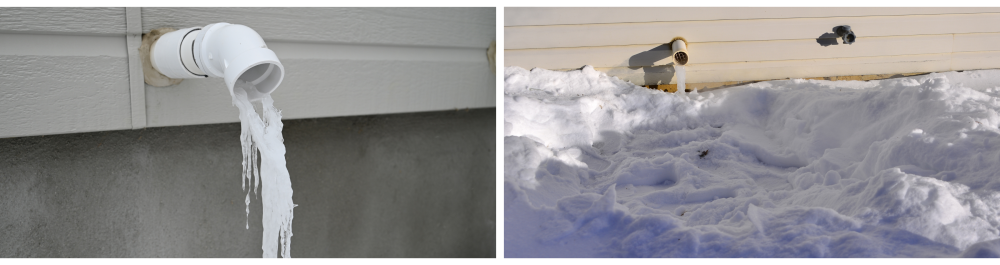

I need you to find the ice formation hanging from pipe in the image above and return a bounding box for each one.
[140,23,296,258]
[671,37,688,92]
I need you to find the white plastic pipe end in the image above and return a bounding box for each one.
[224,49,284,101]
[671,39,689,66]
[197,23,284,102]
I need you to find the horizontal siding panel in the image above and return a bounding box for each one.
[505,7,1000,26]
[0,55,132,138]
[587,53,968,85]
[0,33,126,57]
[141,7,495,49]
[145,59,494,128]
[0,7,495,139]
[953,51,1000,70]
[506,13,1000,49]
[0,7,125,35]
[268,41,485,62]
[507,34,958,69]
[953,33,1000,53]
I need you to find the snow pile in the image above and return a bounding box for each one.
[504,66,1000,257]
[233,81,297,258]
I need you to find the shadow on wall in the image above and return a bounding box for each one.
[816,32,840,47]
[816,26,855,47]
[627,44,676,86]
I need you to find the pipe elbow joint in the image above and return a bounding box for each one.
[150,22,284,102]
[198,23,284,101]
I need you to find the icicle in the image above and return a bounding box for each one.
[674,64,686,92]
[232,80,296,258]
[253,144,259,198]
[245,191,250,229]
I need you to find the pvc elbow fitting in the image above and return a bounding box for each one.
[150,22,284,101]
[671,39,689,66]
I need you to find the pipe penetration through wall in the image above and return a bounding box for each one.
[150,22,284,102]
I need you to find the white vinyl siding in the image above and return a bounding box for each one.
[0,7,495,139]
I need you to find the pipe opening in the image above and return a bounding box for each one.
[238,63,283,96]
[670,38,689,66]
[834,25,856,45]
[674,52,688,65]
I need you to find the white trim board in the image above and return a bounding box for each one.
[125,7,146,129]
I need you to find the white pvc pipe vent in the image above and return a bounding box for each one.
[150,22,284,101]
[671,38,689,66]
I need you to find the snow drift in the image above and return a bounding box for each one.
[504,66,1000,258]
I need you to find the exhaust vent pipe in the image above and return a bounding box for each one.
[145,23,284,102]
[671,38,689,66]
[834,25,856,45]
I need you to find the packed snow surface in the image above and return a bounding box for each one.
[504,66,1000,258]
[233,81,296,258]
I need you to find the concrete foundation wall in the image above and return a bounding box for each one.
[0,108,495,258]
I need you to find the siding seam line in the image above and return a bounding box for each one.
[125,7,146,129]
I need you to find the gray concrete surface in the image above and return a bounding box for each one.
[0,108,495,258]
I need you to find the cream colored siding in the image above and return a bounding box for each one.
[505,7,1000,26]
[504,7,1000,85]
